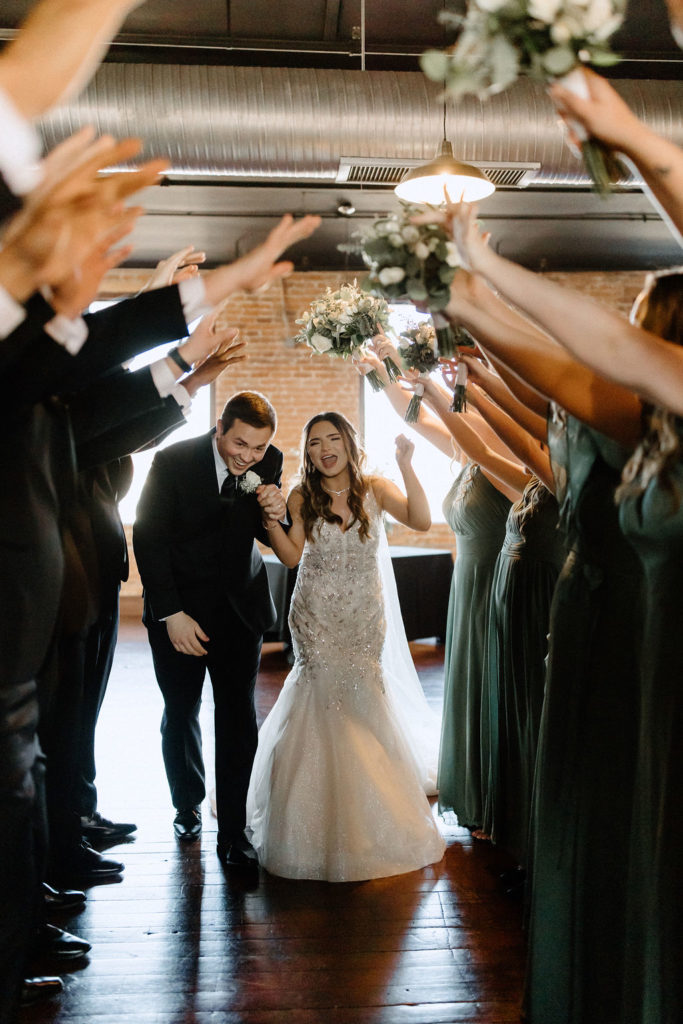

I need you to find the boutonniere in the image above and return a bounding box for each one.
[239,470,262,494]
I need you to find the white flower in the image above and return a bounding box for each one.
[388,233,404,247]
[378,266,406,286]
[474,0,510,11]
[528,0,564,22]
[240,470,262,494]
[444,241,460,268]
[551,19,573,43]
[310,332,334,353]
[401,225,421,243]
[414,241,431,260]
[583,0,624,38]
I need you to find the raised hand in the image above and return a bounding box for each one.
[0,137,167,298]
[141,245,207,292]
[394,433,415,470]
[182,329,247,398]
[50,219,136,318]
[203,214,321,307]
[548,69,641,155]
[165,611,209,656]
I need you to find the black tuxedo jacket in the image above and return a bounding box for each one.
[133,432,283,636]
[3,285,188,413]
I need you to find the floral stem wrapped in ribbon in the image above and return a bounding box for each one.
[397,323,441,423]
[421,0,626,196]
[352,205,462,358]
[294,281,390,390]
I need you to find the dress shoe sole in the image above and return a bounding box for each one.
[20,979,64,1006]
[41,946,91,961]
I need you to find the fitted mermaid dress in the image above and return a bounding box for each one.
[246,494,445,882]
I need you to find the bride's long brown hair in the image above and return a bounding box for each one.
[298,412,372,541]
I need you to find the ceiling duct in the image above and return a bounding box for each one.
[39,64,683,189]
[336,157,541,188]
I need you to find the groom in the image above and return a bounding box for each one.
[133,391,286,866]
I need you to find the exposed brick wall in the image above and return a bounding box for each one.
[121,267,647,604]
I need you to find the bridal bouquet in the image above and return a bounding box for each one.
[421,0,626,194]
[355,206,461,357]
[397,323,440,422]
[294,282,391,391]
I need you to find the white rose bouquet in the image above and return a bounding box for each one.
[421,0,626,195]
[355,205,461,357]
[294,281,390,391]
[397,323,441,423]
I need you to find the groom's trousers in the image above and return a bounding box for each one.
[146,601,261,845]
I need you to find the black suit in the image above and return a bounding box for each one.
[0,287,189,1015]
[133,432,281,844]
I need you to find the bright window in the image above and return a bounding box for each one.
[363,306,460,524]
[88,303,211,524]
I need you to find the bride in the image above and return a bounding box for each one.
[248,411,445,881]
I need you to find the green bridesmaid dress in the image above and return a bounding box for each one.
[619,444,683,1024]
[483,477,564,866]
[439,462,511,829]
[525,416,644,1024]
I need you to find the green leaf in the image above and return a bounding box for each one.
[542,46,577,78]
[406,280,429,302]
[588,49,622,68]
[420,49,452,82]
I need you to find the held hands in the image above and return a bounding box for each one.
[257,484,287,527]
[166,611,209,657]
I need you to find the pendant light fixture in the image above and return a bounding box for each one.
[395,67,495,205]
[394,138,495,204]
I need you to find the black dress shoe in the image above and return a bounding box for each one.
[173,806,202,841]
[20,976,64,1006]
[54,841,124,883]
[43,882,86,911]
[217,839,259,867]
[34,923,91,960]
[81,811,137,840]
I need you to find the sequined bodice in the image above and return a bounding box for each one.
[288,492,385,709]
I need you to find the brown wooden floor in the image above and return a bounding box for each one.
[22,624,525,1024]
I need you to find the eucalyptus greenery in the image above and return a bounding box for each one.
[421,0,626,194]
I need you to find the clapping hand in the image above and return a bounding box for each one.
[141,245,207,292]
[182,325,247,398]
[50,219,136,318]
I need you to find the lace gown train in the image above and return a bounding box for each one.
[246,496,445,882]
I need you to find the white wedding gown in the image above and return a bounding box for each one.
[247,493,445,882]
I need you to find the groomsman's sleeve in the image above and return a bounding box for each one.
[133,451,184,621]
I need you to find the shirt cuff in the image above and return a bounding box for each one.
[149,357,179,398]
[171,383,191,417]
[44,314,88,355]
[0,87,42,196]
[0,284,27,338]
[178,276,212,324]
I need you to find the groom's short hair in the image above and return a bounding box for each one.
[220,391,277,434]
